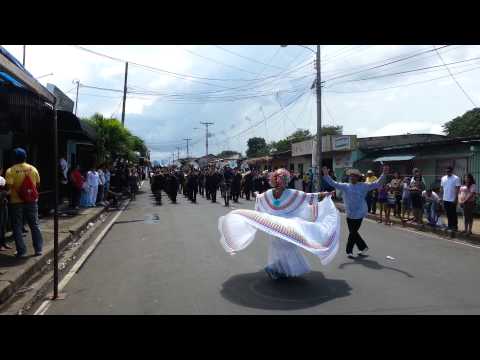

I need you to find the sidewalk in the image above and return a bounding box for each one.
[0,205,108,305]
[333,200,480,244]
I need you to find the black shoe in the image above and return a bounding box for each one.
[16,253,28,259]
[34,252,43,257]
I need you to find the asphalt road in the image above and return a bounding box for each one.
[44,184,480,315]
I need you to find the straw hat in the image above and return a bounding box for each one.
[346,168,362,177]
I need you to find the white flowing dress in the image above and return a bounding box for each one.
[218,189,340,278]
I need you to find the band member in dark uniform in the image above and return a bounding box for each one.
[243,170,253,201]
[166,170,179,203]
[231,168,242,203]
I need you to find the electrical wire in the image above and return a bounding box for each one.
[326,54,480,87]
[324,63,480,94]
[432,45,477,107]
[213,46,287,70]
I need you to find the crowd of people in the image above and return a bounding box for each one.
[149,163,477,238]
[338,166,477,234]
[0,147,147,257]
[150,165,304,207]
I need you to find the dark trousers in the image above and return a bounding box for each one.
[0,206,7,247]
[245,188,251,201]
[70,187,81,208]
[443,201,458,230]
[189,186,197,202]
[209,188,217,202]
[346,218,367,254]
[97,185,104,203]
[394,194,402,216]
[366,192,377,214]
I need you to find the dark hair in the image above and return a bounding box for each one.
[464,173,476,185]
[446,166,453,172]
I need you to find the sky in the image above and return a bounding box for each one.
[3,44,480,163]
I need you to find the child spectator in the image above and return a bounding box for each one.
[377,184,388,223]
[422,188,440,226]
[385,185,396,225]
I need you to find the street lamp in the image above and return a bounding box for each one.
[36,72,54,80]
[281,45,322,191]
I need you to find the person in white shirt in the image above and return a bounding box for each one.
[87,167,99,207]
[422,188,440,226]
[440,166,461,231]
[97,167,105,204]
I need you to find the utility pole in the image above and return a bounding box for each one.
[74,80,80,116]
[121,62,129,127]
[176,147,180,162]
[22,45,26,67]
[315,45,322,192]
[183,138,192,159]
[200,122,214,157]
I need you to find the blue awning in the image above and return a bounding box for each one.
[374,155,415,162]
[0,71,25,88]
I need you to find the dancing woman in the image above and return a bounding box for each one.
[219,168,339,280]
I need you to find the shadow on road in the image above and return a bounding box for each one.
[338,257,414,278]
[220,271,352,311]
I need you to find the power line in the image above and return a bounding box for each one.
[323,45,451,83]
[213,46,287,70]
[72,45,295,83]
[324,64,480,94]
[432,45,477,107]
[327,54,480,86]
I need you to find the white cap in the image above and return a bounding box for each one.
[0,176,5,187]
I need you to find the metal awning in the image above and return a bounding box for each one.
[0,46,55,104]
[374,155,415,162]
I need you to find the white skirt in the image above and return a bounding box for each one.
[267,236,311,277]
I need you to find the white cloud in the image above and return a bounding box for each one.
[4,45,480,157]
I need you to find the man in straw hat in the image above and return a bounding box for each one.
[322,165,389,259]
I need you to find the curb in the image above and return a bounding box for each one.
[332,201,480,245]
[0,206,109,306]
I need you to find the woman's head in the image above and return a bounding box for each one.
[464,173,475,185]
[269,168,291,189]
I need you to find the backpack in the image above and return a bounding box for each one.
[18,173,39,203]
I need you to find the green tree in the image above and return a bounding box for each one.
[217,150,241,158]
[83,113,147,163]
[246,137,269,158]
[269,129,314,153]
[443,108,480,137]
[319,125,343,136]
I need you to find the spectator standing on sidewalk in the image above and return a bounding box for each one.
[97,165,105,205]
[69,164,84,209]
[422,188,440,226]
[322,165,388,259]
[5,148,44,258]
[59,156,69,205]
[384,185,396,225]
[103,164,111,202]
[86,166,99,207]
[440,166,461,231]
[0,176,12,251]
[390,172,403,217]
[401,176,412,222]
[458,173,476,235]
[376,183,388,223]
[365,170,378,214]
[410,174,425,224]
